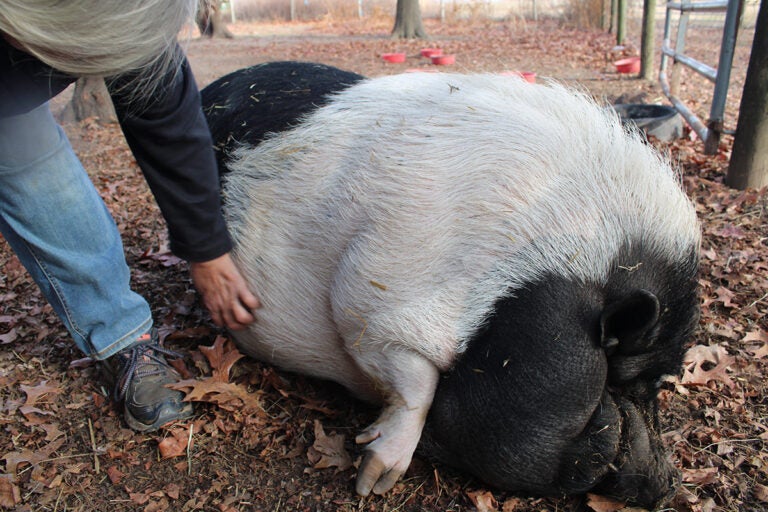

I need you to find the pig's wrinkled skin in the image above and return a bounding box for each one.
[201,62,700,507]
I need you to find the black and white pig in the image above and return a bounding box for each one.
[201,62,701,507]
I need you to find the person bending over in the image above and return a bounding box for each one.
[0,0,260,432]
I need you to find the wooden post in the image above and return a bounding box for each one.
[617,0,626,45]
[640,0,657,79]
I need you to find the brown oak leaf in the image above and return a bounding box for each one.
[743,329,768,343]
[19,381,61,424]
[467,489,499,512]
[200,336,245,382]
[20,381,61,406]
[307,420,352,471]
[169,379,261,413]
[713,286,737,308]
[168,336,261,413]
[0,328,17,345]
[0,473,20,509]
[748,344,768,359]
[744,329,768,359]
[683,466,719,486]
[680,344,736,389]
[586,493,627,512]
[2,437,66,480]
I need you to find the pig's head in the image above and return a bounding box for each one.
[420,248,699,508]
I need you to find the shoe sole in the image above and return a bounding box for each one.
[124,401,195,433]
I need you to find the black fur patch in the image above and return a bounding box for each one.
[420,245,699,506]
[200,61,364,173]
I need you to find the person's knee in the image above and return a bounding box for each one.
[0,103,65,170]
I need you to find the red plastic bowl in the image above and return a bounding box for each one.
[431,54,455,65]
[614,57,640,74]
[420,48,443,58]
[382,52,406,63]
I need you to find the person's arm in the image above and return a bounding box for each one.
[109,54,228,261]
[109,52,259,329]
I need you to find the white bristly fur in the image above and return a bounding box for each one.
[224,72,699,380]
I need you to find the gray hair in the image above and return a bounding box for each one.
[0,0,197,78]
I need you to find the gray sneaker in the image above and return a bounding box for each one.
[103,330,194,432]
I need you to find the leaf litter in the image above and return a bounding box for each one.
[1,16,766,512]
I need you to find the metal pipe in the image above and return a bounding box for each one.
[710,0,742,125]
[659,69,711,141]
[666,1,728,11]
[661,45,718,81]
[672,7,691,94]
[660,7,674,74]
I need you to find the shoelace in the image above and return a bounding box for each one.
[113,342,184,402]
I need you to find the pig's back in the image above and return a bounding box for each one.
[223,72,698,375]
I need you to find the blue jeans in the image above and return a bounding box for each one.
[0,103,152,360]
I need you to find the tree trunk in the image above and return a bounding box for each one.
[58,77,116,124]
[197,0,234,39]
[392,0,428,39]
[726,0,768,189]
[640,0,656,80]
[616,0,626,45]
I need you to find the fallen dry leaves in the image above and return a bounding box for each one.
[0,16,766,512]
[170,336,262,414]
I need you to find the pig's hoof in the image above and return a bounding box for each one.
[354,415,422,496]
[356,451,406,496]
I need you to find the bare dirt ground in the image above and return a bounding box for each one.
[1,18,766,512]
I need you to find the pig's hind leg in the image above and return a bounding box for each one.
[345,343,439,495]
[329,233,455,495]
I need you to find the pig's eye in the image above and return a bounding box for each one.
[606,351,664,387]
[613,379,659,403]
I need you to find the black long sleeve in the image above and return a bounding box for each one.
[108,57,232,262]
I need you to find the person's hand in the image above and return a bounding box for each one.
[189,253,260,330]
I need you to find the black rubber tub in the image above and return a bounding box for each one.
[611,104,683,142]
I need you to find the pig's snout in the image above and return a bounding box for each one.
[593,397,680,508]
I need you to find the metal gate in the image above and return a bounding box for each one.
[659,0,743,153]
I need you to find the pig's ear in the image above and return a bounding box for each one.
[600,290,660,354]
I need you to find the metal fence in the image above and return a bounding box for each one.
[221,0,758,142]
[660,0,750,153]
